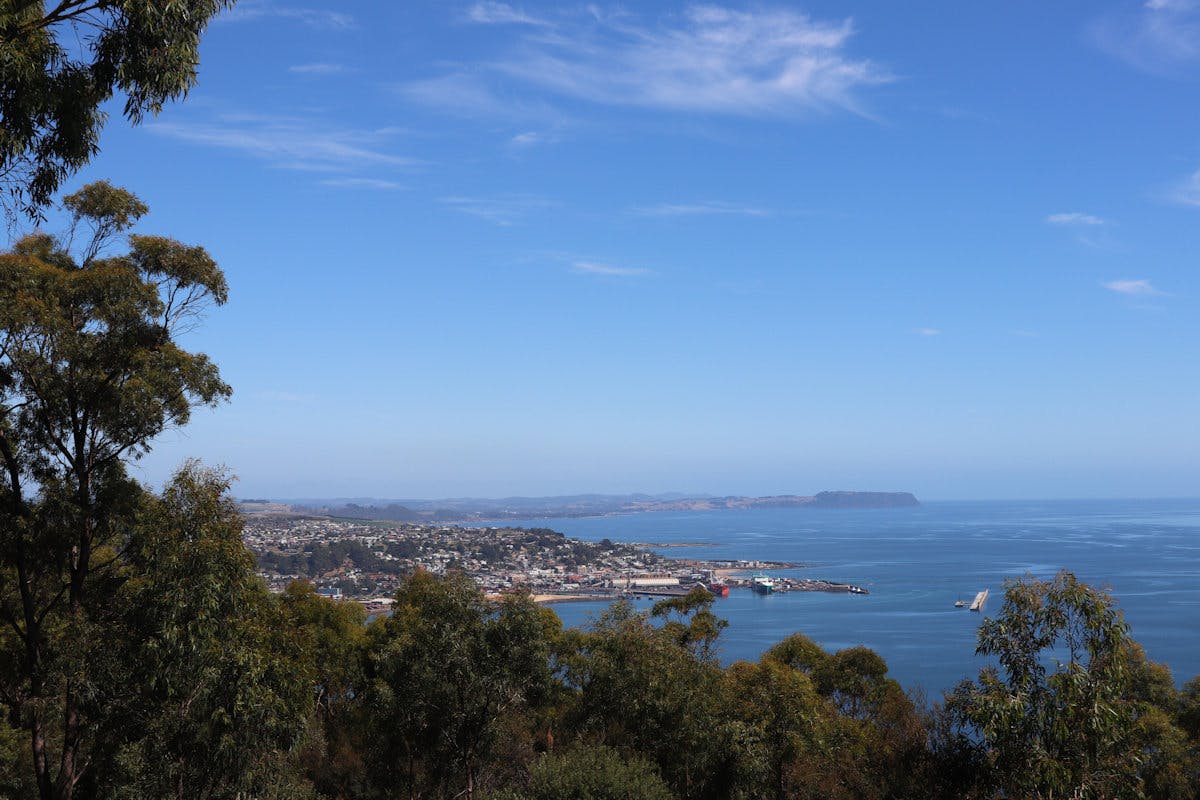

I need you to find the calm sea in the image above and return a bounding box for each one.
[498,499,1200,698]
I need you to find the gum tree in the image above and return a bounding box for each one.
[366,570,560,800]
[0,181,228,799]
[948,571,1145,799]
[0,0,233,217]
[97,464,314,799]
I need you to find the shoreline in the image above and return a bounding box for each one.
[530,593,611,604]
[630,541,721,548]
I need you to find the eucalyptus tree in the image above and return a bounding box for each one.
[565,597,737,800]
[366,570,560,800]
[0,181,228,799]
[281,580,371,798]
[98,464,315,800]
[949,571,1150,799]
[0,0,233,217]
[488,745,676,800]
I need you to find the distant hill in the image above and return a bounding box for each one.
[244,491,919,523]
[810,491,920,509]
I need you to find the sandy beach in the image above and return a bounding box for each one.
[531,593,611,604]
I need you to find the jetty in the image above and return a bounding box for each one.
[969,589,989,612]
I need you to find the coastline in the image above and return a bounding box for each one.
[530,593,607,604]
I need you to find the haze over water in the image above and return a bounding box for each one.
[512,499,1200,697]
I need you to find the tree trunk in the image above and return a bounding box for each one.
[56,687,80,800]
[31,713,52,800]
[56,463,93,798]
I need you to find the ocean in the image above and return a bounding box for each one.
[500,499,1200,698]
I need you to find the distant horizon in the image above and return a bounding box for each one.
[244,491,1200,506]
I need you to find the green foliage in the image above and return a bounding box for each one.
[1179,676,1200,740]
[722,656,828,799]
[0,714,35,797]
[0,1,233,216]
[279,582,374,799]
[261,539,407,578]
[364,571,560,799]
[0,182,229,798]
[97,464,315,799]
[564,598,736,800]
[753,634,933,800]
[489,745,675,800]
[764,632,829,673]
[282,581,368,715]
[650,586,727,659]
[949,571,1161,798]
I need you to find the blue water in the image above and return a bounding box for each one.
[499,500,1200,698]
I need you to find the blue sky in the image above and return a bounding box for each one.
[54,0,1200,500]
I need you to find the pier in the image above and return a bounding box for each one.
[969,589,989,612]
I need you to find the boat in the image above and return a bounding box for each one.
[969,589,989,612]
[750,573,775,594]
[954,597,966,608]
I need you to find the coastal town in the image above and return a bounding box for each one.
[243,513,869,613]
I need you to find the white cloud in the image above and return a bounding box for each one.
[571,260,651,276]
[438,194,552,226]
[635,201,770,217]
[1103,279,1164,296]
[289,62,347,75]
[320,178,403,190]
[399,73,560,122]
[466,2,549,26]
[148,114,414,173]
[1047,212,1106,226]
[916,328,941,336]
[508,130,562,147]
[1174,168,1200,205]
[1146,0,1195,12]
[410,4,889,118]
[1091,0,1200,74]
[220,2,355,29]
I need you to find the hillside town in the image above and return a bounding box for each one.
[243,514,870,612]
[246,515,683,598]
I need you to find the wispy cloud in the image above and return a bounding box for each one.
[400,73,561,122]
[466,2,549,26]
[220,1,355,29]
[320,177,404,190]
[508,130,560,147]
[438,194,553,226]
[1173,168,1200,205]
[1091,0,1200,74]
[148,114,415,174]
[1047,212,1106,226]
[1103,278,1164,296]
[635,201,770,217]
[289,62,348,75]
[405,5,889,119]
[915,327,941,336]
[571,260,651,276]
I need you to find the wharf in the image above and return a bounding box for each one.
[969,589,989,611]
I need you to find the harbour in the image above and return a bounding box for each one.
[527,500,1200,695]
